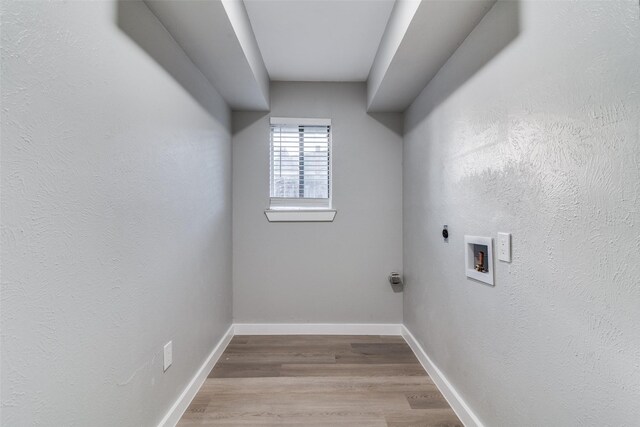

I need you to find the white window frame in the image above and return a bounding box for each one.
[266,117,336,222]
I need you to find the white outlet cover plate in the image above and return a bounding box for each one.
[497,232,511,262]
[163,341,172,371]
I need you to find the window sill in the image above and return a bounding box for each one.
[264,209,337,222]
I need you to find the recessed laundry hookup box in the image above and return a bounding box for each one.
[465,235,494,286]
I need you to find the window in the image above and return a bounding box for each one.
[269,117,331,210]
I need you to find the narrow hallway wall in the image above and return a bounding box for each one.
[233,82,403,324]
[403,1,640,425]
[1,2,232,425]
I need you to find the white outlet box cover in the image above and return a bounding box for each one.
[465,235,494,286]
[163,341,172,371]
[497,232,511,262]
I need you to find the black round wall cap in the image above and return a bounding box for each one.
[442,228,449,239]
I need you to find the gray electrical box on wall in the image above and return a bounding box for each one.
[388,272,403,292]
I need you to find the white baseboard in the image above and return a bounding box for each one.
[401,325,484,427]
[233,323,403,336]
[158,324,234,427]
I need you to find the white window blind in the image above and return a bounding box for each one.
[270,117,331,209]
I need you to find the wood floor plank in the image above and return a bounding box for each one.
[179,411,388,426]
[385,409,463,427]
[334,350,419,364]
[196,376,440,395]
[242,335,406,345]
[218,352,336,364]
[405,390,452,409]
[202,391,412,413]
[223,343,352,354]
[280,363,426,377]
[178,335,461,426]
[209,363,282,378]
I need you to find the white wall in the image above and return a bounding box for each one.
[403,1,640,425]
[233,82,403,324]
[0,2,232,426]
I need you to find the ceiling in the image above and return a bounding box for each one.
[146,0,496,112]
[243,0,395,82]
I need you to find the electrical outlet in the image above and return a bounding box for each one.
[497,232,511,262]
[163,341,172,372]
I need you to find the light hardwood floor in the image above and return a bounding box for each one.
[178,335,462,426]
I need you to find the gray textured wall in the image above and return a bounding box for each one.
[403,1,640,425]
[0,2,232,425]
[233,82,403,324]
